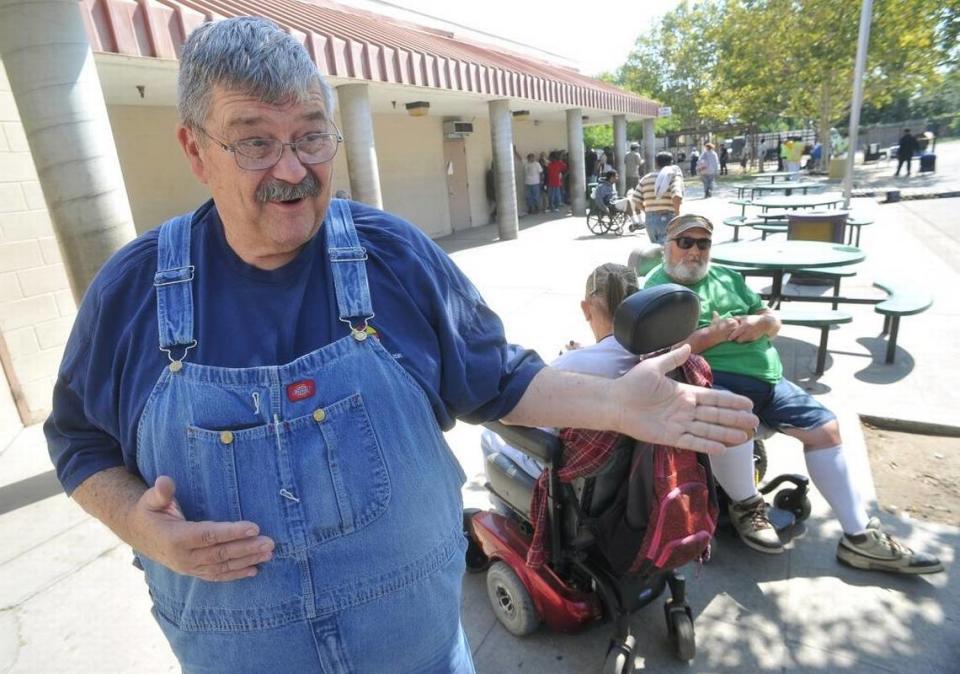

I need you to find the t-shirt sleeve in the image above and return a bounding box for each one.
[44,283,124,495]
[44,236,156,495]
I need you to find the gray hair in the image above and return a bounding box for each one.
[178,16,335,130]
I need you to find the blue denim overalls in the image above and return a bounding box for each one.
[136,200,475,673]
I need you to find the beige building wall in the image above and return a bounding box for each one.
[107,105,210,234]
[464,117,494,228]
[0,58,77,425]
[513,120,568,160]
[373,114,452,238]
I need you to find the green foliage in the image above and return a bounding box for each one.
[583,124,613,150]
[614,0,955,134]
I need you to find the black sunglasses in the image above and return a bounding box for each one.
[671,236,712,251]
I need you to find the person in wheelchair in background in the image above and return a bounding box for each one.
[644,214,943,575]
[594,170,642,230]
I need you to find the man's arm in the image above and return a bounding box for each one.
[72,467,274,582]
[502,345,757,455]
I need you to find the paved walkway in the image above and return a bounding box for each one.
[2,192,958,673]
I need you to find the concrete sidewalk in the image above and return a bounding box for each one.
[2,195,958,673]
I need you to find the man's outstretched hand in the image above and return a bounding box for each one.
[126,476,275,582]
[612,344,757,454]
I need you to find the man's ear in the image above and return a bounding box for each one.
[177,125,209,185]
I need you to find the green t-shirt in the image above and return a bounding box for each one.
[645,264,783,383]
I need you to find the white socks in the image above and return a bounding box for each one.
[804,445,870,535]
[709,440,759,503]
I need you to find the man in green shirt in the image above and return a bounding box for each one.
[645,214,943,575]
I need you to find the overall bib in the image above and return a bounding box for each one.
[136,201,474,673]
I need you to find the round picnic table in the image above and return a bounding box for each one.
[711,240,865,303]
[751,181,826,197]
[752,192,844,211]
[754,171,799,183]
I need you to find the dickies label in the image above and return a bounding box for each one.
[286,379,316,402]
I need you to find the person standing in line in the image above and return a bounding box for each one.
[719,144,729,175]
[757,139,767,172]
[624,143,643,192]
[523,152,543,215]
[545,151,568,213]
[697,142,720,198]
[894,128,920,177]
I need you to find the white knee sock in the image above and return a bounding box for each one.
[709,441,759,503]
[804,445,870,535]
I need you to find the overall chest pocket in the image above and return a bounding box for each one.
[186,392,391,553]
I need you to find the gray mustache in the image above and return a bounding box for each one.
[256,173,321,203]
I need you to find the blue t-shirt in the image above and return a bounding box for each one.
[45,200,545,494]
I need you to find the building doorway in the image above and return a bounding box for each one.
[443,139,472,231]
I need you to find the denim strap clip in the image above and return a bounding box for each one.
[153,265,195,287]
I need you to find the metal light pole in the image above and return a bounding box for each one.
[842,0,874,210]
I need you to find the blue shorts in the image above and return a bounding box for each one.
[711,371,835,432]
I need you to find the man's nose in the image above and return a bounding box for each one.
[269,143,308,184]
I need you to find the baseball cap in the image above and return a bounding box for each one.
[666,214,714,239]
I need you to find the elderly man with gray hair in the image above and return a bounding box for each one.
[44,17,757,672]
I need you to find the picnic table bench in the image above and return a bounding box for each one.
[874,280,933,364]
[778,309,853,375]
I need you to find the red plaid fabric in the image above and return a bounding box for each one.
[525,353,713,569]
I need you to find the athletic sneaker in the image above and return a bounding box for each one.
[837,518,943,574]
[728,495,784,554]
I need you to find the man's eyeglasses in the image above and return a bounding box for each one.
[197,126,343,171]
[671,236,712,251]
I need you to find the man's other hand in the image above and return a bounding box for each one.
[129,476,275,582]
[613,344,757,455]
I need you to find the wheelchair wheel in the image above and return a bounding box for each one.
[753,439,768,484]
[586,211,611,235]
[608,210,628,236]
[773,487,812,522]
[486,561,540,636]
[666,607,695,662]
[603,635,635,674]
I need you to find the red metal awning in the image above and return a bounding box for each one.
[79,0,658,117]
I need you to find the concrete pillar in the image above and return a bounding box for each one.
[643,118,657,175]
[337,84,383,209]
[488,100,518,240]
[613,115,627,194]
[0,0,137,301]
[565,109,586,217]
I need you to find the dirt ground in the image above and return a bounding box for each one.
[862,423,960,527]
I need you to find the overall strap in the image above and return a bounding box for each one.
[154,213,197,363]
[326,200,374,335]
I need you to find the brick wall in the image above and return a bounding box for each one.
[0,58,76,425]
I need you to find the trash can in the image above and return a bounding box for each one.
[828,157,846,180]
[919,153,936,173]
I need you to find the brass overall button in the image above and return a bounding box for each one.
[313,408,327,423]
[220,430,234,445]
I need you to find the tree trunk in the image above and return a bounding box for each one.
[818,77,833,173]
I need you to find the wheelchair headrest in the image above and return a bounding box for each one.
[613,284,701,355]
